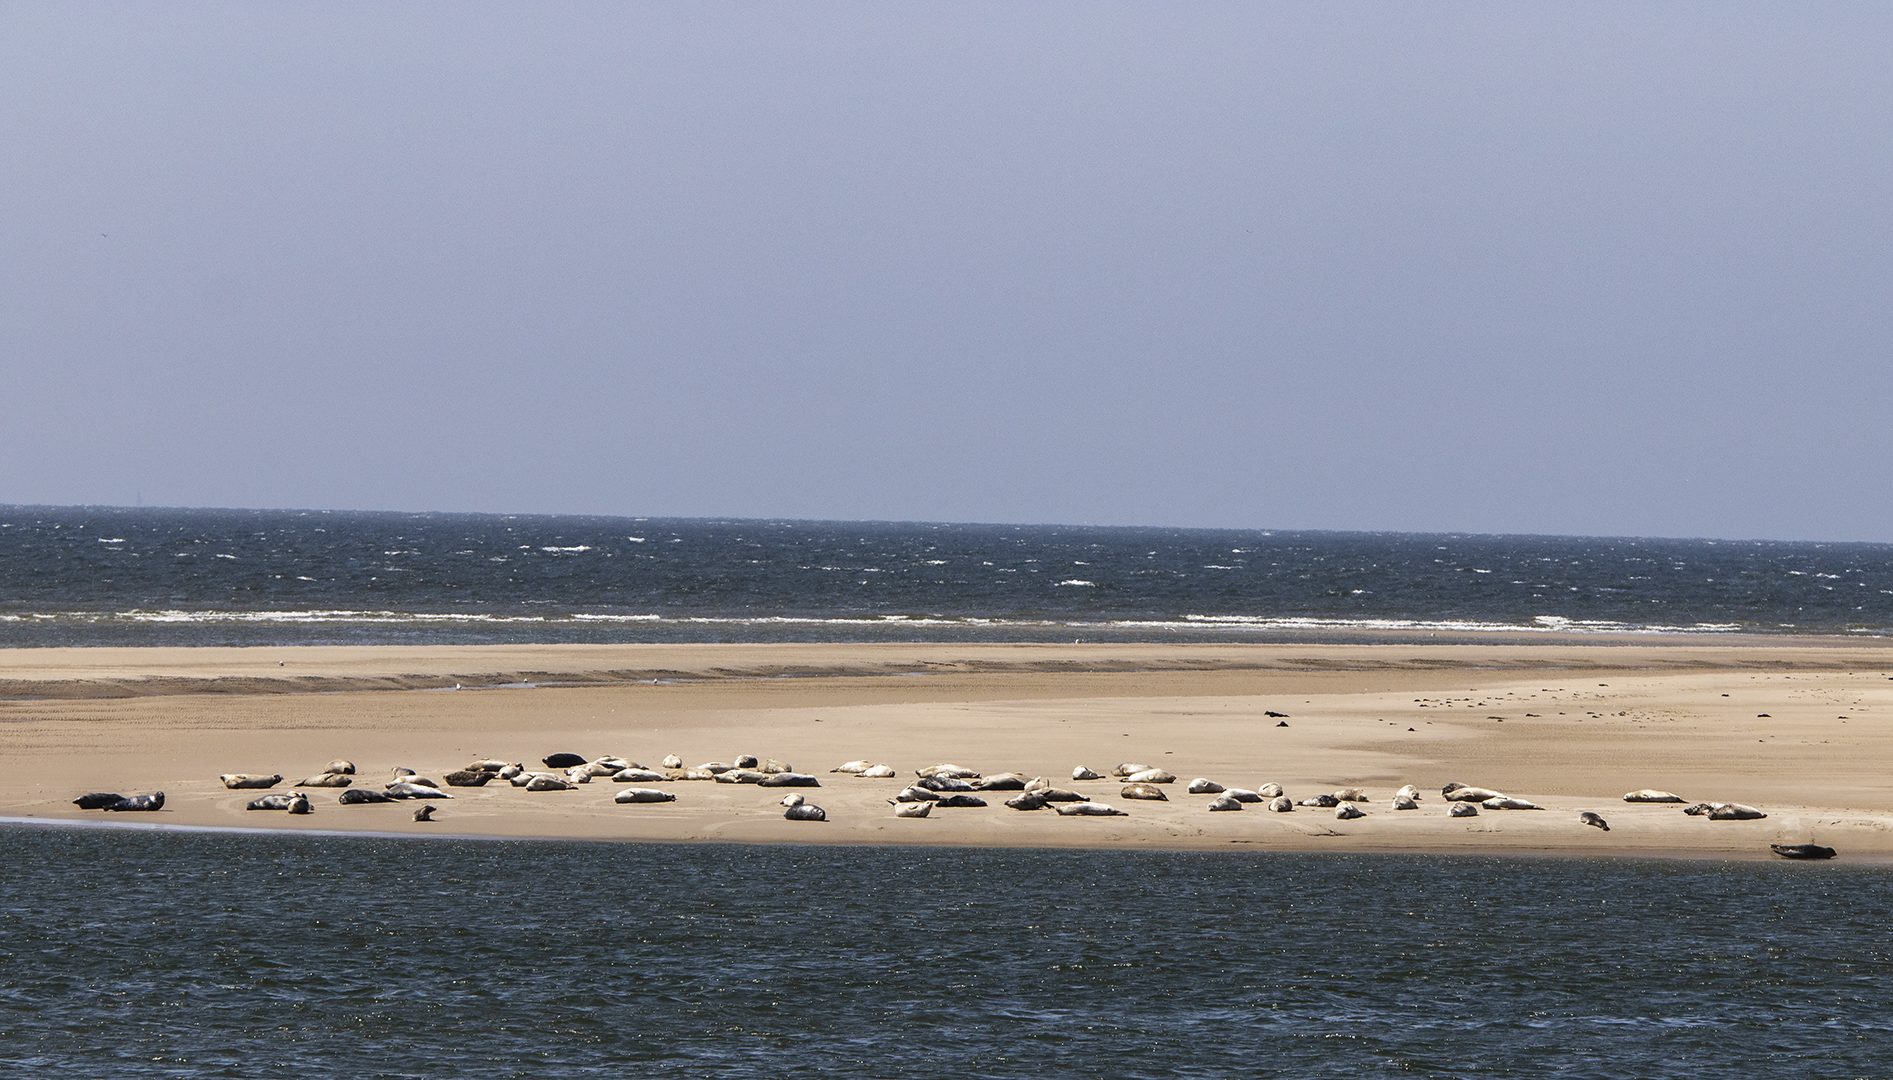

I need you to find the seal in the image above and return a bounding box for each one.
[497,763,525,780]
[859,765,897,778]
[324,760,356,775]
[72,792,125,810]
[714,769,767,784]
[973,774,1027,791]
[734,755,760,769]
[246,793,297,810]
[781,793,805,807]
[614,788,677,803]
[1038,788,1091,802]
[1580,811,1609,830]
[1392,794,1419,810]
[1394,785,1421,802]
[918,764,980,779]
[1297,794,1339,808]
[413,804,436,822]
[1256,783,1284,798]
[758,773,821,788]
[1224,788,1262,803]
[443,770,491,787]
[893,801,931,818]
[1265,795,1294,812]
[1707,803,1766,820]
[1332,788,1368,803]
[1124,769,1177,784]
[612,768,669,783]
[1335,803,1365,820]
[297,773,354,788]
[1207,793,1242,811]
[221,774,283,790]
[891,786,938,803]
[1004,791,1049,811]
[102,792,163,812]
[1054,801,1124,816]
[831,760,872,774]
[286,793,312,815]
[1623,789,1686,803]
[1112,763,1152,777]
[384,782,451,799]
[465,760,509,773]
[1483,797,1544,810]
[673,768,717,781]
[1121,783,1168,801]
[916,775,974,792]
[762,759,794,774]
[933,794,989,808]
[1071,766,1102,781]
[523,776,572,792]
[1448,802,1479,817]
[662,754,684,769]
[1024,776,1053,793]
[542,753,587,769]
[1187,778,1225,794]
[1770,843,1835,859]
[784,804,827,821]
[1443,785,1504,802]
[338,788,393,804]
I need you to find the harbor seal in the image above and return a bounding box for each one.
[1071,766,1102,781]
[781,793,804,807]
[933,794,989,808]
[246,793,297,810]
[762,759,793,774]
[1266,795,1294,812]
[1449,802,1479,817]
[1297,794,1339,808]
[714,769,767,784]
[387,782,453,799]
[757,773,820,787]
[614,788,677,803]
[413,804,436,822]
[1224,788,1262,803]
[465,760,508,773]
[612,768,669,783]
[1332,788,1368,803]
[1004,792,1049,811]
[1187,778,1225,794]
[1038,788,1091,802]
[1483,797,1544,810]
[891,786,939,803]
[338,789,393,804]
[1257,783,1284,798]
[542,753,587,769]
[832,760,872,774]
[1121,783,1168,801]
[893,801,932,818]
[1207,793,1242,811]
[1392,794,1419,810]
[859,765,897,778]
[1335,803,1365,820]
[523,776,572,792]
[443,771,491,787]
[286,793,312,815]
[915,775,974,792]
[324,760,356,775]
[1394,785,1421,802]
[973,774,1027,791]
[1443,785,1504,802]
[1054,801,1124,816]
[662,754,683,769]
[1770,843,1836,859]
[297,773,354,788]
[220,774,283,790]
[784,804,827,821]
[497,763,525,780]
[1708,803,1767,820]
[1024,776,1052,793]
[734,754,760,769]
[102,792,163,812]
[1112,763,1152,777]
[1623,789,1686,803]
[1124,769,1177,784]
[918,764,980,779]
[673,768,717,781]
[72,792,125,810]
[1580,811,1609,830]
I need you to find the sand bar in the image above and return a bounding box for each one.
[4,641,1891,860]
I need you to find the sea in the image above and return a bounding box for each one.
[1,505,1890,647]
[6,505,1893,1077]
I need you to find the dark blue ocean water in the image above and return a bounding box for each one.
[2,506,1890,646]
[2,826,1887,1079]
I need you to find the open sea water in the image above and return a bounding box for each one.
[2,505,1890,646]
[3,827,1890,1079]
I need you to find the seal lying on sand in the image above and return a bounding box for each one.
[1266,795,1294,812]
[784,804,827,821]
[1580,811,1609,830]
[102,792,163,812]
[893,801,931,818]
[1623,789,1685,803]
[1297,794,1339,808]
[1225,788,1262,803]
[221,774,283,790]
[443,771,491,787]
[324,760,356,775]
[757,773,820,788]
[1121,783,1168,801]
[1708,803,1767,820]
[1207,793,1242,811]
[413,804,436,822]
[1771,843,1835,859]
[933,794,988,808]
[1335,803,1365,820]
[973,774,1027,791]
[612,768,668,783]
[1392,794,1419,810]
[1483,797,1544,810]
[1054,801,1124,816]
[387,782,453,799]
[1256,783,1284,798]
[1004,792,1049,811]
[297,773,354,788]
[1448,802,1479,818]
[1124,769,1177,785]
[859,765,897,778]
[1072,766,1102,781]
[338,789,393,804]
[614,788,676,803]
[72,792,125,810]
[246,793,298,810]
[542,753,587,769]
[832,760,872,774]
[286,793,312,815]
[891,786,938,803]
[1443,784,1504,802]
[1187,778,1225,794]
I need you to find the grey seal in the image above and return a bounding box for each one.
[296,773,354,788]
[918,764,980,779]
[1207,794,1242,811]
[973,774,1027,791]
[1187,778,1225,794]
[1054,801,1124,816]
[893,801,931,818]
[1392,794,1420,810]
[1121,783,1168,801]
[542,753,587,769]
[757,773,821,788]
[221,774,283,790]
[1483,797,1544,810]
[523,776,572,792]
[323,760,356,775]
[1224,788,1263,803]
[831,760,872,774]
[1266,795,1294,812]
[72,792,125,810]
[338,788,393,804]
[103,792,163,812]
[443,771,491,787]
[713,769,767,784]
[933,794,989,808]
[1443,785,1504,802]
[1256,783,1285,798]
[246,793,298,810]
[614,788,677,803]
[1297,794,1339,808]
[1708,803,1766,820]
[1623,789,1686,803]
[891,786,939,802]
[1449,802,1479,817]
[1123,769,1177,784]
[1335,803,1365,820]
[1394,785,1422,802]
[1580,811,1609,830]
[1112,763,1153,777]
[734,755,760,769]
[1770,843,1835,859]
[612,768,669,783]
[286,793,312,815]
[1004,792,1049,811]
[784,804,827,821]
[1332,788,1368,803]
[1071,766,1102,781]
[858,765,898,778]
[1038,788,1091,802]
[413,804,436,822]
[662,754,684,769]
[386,782,453,798]
[916,775,974,792]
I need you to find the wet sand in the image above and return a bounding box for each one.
[4,641,1891,860]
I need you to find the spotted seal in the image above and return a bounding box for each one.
[1224,788,1263,803]
[1054,801,1124,816]
[1443,784,1504,802]
[1121,783,1168,801]
[891,786,938,803]
[246,793,298,810]
[1580,811,1609,830]
[103,792,163,812]
[1392,794,1420,810]
[1707,803,1766,820]
[662,754,684,769]
[413,804,436,822]
[974,774,1027,791]
[1124,769,1177,785]
[612,768,669,783]
[385,782,452,799]
[1770,843,1835,859]
[831,760,872,774]
[1483,797,1544,811]
[1256,783,1284,798]
[1394,785,1421,802]
[323,760,356,775]
[1187,778,1225,794]
[1266,795,1294,812]
[221,774,283,790]
[443,771,491,787]
[1112,763,1153,777]
[933,794,989,808]
[614,788,676,803]
[72,792,125,810]
[1335,803,1365,820]
[297,773,354,788]
[918,764,981,779]
[1038,788,1091,802]
[286,793,312,815]
[784,804,827,821]
[893,801,932,818]
[338,788,393,804]
[1004,791,1049,811]
[1623,789,1686,803]
[1449,802,1479,818]
[1071,766,1102,781]
[1332,788,1368,803]
[1297,794,1339,808]
[523,776,572,792]
[1207,793,1242,811]
[915,775,974,792]
[859,765,898,778]
[758,773,821,788]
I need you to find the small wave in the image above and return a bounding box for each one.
[540,546,592,553]
[1056,580,1097,587]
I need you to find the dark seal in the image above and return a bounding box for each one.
[103,792,164,812]
[73,793,125,810]
[542,753,587,769]
[1770,843,1836,860]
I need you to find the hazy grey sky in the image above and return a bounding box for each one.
[4,2,1889,540]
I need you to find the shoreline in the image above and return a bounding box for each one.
[3,640,1890,861]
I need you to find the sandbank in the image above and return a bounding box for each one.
[3,641,1891,860]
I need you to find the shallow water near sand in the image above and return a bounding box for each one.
[3,826,1888,1078]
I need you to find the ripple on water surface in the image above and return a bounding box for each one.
[1,827,1888,1077]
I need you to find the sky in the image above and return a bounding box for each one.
[3,2,1890,541]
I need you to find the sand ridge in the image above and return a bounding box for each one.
[4,641,1891,860]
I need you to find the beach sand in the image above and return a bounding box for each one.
[3,641,1891,860]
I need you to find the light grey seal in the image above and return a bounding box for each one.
[613,768,669,783]
[858,765,897,778]
[918,764,980,779]
[1483,797,1544,810]
[1124,769,1177,785]
[1004,791,1049,811]
[523,776,572,792]
[973,774,1027,791]
[1297,794,1339,808]
[1449,802,1479,817]
[1071,766,1102,781]
[1207,793,1242,811]
[1332,788,1368,803]
[1335,803,1365,820]
[614,788,677,803]
[1054,801,1124,816]
[1580,811,1609,830]
[893,801,931,818]
[662,754,684,769]
[1394,785,1422,802]
[246,793,297,810]
[324,760,356,775]
[413,804,436,822]
[1266,795,1294,812]
[297,773,354,788]
[832,760,872,774]
[221,774,283,790]
[1187,778,1225,794]
[784,804,827,821]
[758,773,820,788]
[734,754,760,769]
[1112,763,1152,777]
[286,793,312,815]
[465,760,509,773]
[1121,783,1168,801]
[1257,783,1285,798]
[1224,788,1263,803]
[713,769,767,784]
[1038,788,1091,802]
[497,763,525,780]
[781,793,805,807]
[102,792,163,811]
[387,782,454,799]
[891,786,938,802]
[1444,785,1505,802]
[1392,794,1419,810]
[673,768,717,781]
[762,759,793,774]
[338,788,393,804]
[1623,789,1686,803]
